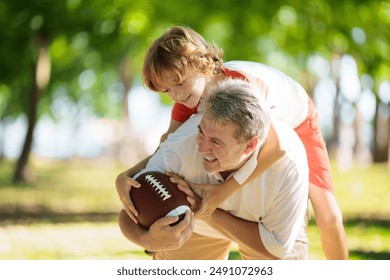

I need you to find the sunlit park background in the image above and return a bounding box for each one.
[0,0,389,260]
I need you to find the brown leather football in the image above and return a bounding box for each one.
[130,171,191,229]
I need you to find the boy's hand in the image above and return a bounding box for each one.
[166,172,202,212]
[115,172,141,223]
[191,183,227,219]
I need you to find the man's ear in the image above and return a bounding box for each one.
[244,137,259,155]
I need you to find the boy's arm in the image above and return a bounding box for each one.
[160,119,182,142]
[239,121,286,185]
[193,122,285,218]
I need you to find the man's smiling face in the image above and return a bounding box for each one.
[196,115,256,174]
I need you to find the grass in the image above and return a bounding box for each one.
[0,222,149,260]
[0,157,389,260]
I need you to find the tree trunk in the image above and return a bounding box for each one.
[325,84,341,157]
[13,34,50,183]
[12,86,37,183]
[372,101,390,163]
[0,103,10,160]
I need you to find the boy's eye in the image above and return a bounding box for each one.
[162,88,171,93]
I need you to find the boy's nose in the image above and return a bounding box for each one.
[197,138,210,153]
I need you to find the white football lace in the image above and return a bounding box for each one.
[145,175,172,201]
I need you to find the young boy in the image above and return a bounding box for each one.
[115,25,348,259]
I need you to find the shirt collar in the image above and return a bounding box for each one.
[208,143,261,184]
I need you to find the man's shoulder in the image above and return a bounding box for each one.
[164,113,202,144]
[138,113,202,178]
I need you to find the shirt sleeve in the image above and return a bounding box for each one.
[257,159,309,258]
[171,102,199,123]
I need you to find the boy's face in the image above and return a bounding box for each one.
[161,69,206,109]
[196,115,254,175]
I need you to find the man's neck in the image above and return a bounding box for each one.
[218,150,257,181]
[219,169,237,181]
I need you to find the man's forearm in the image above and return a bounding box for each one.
[118,210,149,248]
[203,209,278,259]
[119,209,195,252]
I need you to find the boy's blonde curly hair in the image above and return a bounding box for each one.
[143,26,224,92]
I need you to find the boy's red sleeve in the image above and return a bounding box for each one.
[171,102,199,123]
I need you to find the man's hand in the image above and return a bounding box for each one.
[115,171,141,223]
[143,210,194,251]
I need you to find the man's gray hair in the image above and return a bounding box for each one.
[204,78,271,147]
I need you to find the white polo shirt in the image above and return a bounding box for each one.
[136,113,309,259]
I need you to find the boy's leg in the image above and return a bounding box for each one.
[295,97,348,259]
[310,184,348,259]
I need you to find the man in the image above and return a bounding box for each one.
[118,79,309,259]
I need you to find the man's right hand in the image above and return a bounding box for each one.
[143,210,194,251]
[115,171,141,223]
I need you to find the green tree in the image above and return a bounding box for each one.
[1,0,388,183]
[0,0,146,182]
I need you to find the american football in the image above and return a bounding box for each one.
[130,171,191,229]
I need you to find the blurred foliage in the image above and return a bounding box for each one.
[0,0,388,119]
[0,0,389,181]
